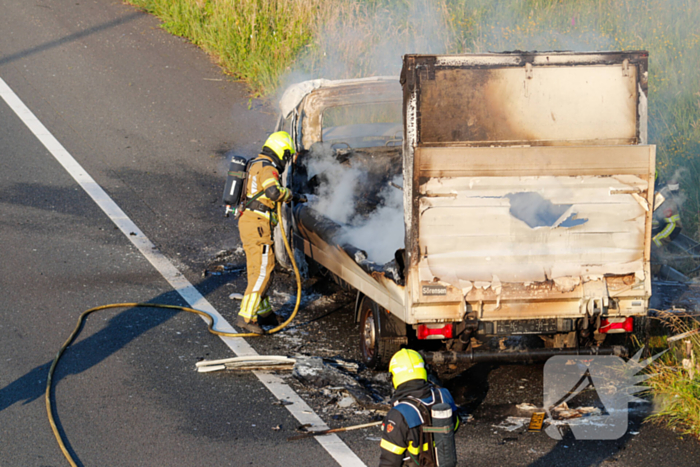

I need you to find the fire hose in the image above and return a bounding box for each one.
[46,203,302,467]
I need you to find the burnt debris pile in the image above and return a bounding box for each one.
[292,356,392,409]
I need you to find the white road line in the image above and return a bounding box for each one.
[0,76,367,467]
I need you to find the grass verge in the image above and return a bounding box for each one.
[125,0,324,94]
[646,312,700,438]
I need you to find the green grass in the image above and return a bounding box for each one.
[126,0,324,94]
[646,312,700,438]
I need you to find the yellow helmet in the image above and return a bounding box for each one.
[263,131,295,166]
[389,349,427,389]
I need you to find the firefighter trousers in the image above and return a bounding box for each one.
[238,212,276,322]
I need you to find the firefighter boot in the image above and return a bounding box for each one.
[257,297,283,326]
[235,315,264,334]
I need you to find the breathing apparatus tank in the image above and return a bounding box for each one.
[428,402,457,467]
[222,155,248,217]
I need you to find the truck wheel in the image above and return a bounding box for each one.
[358,297,402,370]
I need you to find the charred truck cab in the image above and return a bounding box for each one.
[275,52,654,368]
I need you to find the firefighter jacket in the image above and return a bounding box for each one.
[379,380,459,467]
[244,154,292,219]
[236,154,292,323]
[652,184,682,247]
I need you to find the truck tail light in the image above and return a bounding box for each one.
[599,317,634,334]
[417,324,453,340]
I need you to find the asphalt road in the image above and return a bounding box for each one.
[2,1,700,467]
[0,1,343,466]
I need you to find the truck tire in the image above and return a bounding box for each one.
[358,297,403,370]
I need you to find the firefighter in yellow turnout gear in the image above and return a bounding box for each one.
[652,170,682,248]
[235,131,297,334]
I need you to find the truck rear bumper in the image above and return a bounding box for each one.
[421,345,628,365]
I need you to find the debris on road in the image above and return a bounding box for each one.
[287,421,382,441]
[274,399,294,407]
[202,248,245,277]
[292,356,356,386]
[196,356,296,373]
[292,356,380,407]
[272,289,294,303]
[493,401,613,434]
[337,396,356,408]
[203,263,245,277]
[516,402,538,412]
[295,424,313,433]
[492,417,530,432]
[550,402,601,420]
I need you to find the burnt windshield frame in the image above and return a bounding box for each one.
[320,100,402,148]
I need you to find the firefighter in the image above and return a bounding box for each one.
[652,169,682,248]
[235,131,299,334]
[379,349,459,467]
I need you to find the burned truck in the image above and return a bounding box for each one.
[274,52,655,368]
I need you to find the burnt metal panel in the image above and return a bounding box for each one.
[413,145,655,287]
[401,51,648,147]
[401,52,652,325]
[292,204,406,317]
[299,81,401,150]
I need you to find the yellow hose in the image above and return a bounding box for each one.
[46,203,302,466]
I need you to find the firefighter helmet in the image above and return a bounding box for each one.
[389,349,427,389]
[263,131,295,167]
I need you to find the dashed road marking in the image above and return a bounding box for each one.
[0,76,367,467]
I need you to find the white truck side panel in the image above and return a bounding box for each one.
[402,52,652,324]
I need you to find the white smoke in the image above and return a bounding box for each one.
[279,0,452,265]
[306,154,366,225]
[337,176,404,264]
[306,152,404,264]
[278,0,450,97]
